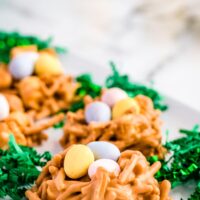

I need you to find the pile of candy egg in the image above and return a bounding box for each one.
[63,141,121,179]
[8,45,63,80]
[84,87,140,123]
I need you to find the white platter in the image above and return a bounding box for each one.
[36,52,200,200]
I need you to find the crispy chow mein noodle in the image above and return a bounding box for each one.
[0,112,64,149]
[25,149,171,200]
[16,74,79,120]
[60,95,165,158]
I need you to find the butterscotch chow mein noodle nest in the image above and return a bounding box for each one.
[0,45,80,121]
[61,95,165,158]
[16,74,79,120]
[26,149,171,200]
[0,46,80,148]
[0,112,64,149]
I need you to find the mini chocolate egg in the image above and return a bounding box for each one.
[0,94,10,120]
[87,141,120,161]
[88,159,120,178]
[112,97,140,119]
[64,144,94,179]
[101,87,128,107]
[35,53,63,76]
[85,101,111,123]
[9,52,39,79]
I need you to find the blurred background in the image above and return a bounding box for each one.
[1,0,200,110]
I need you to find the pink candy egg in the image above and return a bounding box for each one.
[88,159,120,178]
[101,87,128,107]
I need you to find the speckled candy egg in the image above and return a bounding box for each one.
[88,159,120,179]
[64,144,94,179]
[9,52,39,79]
[0,94,10,120]
[112,97,140,119]
[101,87,128,107]
[85,101,111,123]
[35,53,63,76]
[87,141,120,161]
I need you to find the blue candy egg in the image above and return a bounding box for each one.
[85,101,111,123]
[87,141,120,161]
[9,52,39,79]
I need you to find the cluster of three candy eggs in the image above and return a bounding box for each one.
[9,49,63,80]
[64,141,121,179]
[85,87,140,123]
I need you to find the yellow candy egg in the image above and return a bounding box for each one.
[64,144,94,179]
[35,53,63,76]
[112,97,140,119]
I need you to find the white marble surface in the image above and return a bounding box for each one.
[0,0,200,111]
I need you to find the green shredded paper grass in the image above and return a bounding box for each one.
[69,74,102,112]
[148,125,200,200]
[106,62,168,111]
[0,31,66,63]
[0,135,51,200]
[69,62,167,113]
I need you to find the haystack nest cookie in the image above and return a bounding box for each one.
[0,45,79,120]
[0,45,80,147]
[25,142,171,200]
[0,45,78,148]
[60,87,165,158]
[0,109,64,149]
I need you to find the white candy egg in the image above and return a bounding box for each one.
[9,52,39,79]
[87,141,120,161]
[88,159,120,179]
[0,94,10,120]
